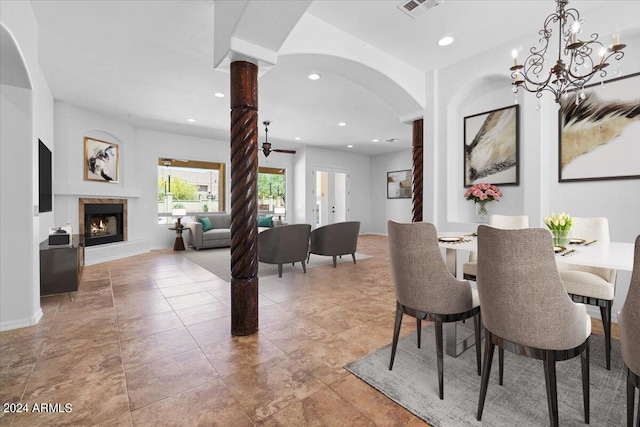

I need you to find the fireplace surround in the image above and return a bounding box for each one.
[79,198,127,247]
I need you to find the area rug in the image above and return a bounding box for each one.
[345,325,626,426]
[182,248,372,281]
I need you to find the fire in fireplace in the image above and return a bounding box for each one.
[82,202,125,246]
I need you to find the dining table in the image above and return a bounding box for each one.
[437,231,635,357]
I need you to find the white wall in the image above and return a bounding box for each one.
[0,0,54,330]
[369,149,412,234]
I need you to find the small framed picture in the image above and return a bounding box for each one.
[558,72,640,182]
[387,170,411,199]
[84,137,119,183]
[464,105,519,187]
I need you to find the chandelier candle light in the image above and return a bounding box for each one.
[510,0,626,105]
[465,183,502,222]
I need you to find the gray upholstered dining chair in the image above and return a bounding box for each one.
[475,226,591,427]
[619,235,640,427]
[258,224,311,277]
[387,220,481,400]
[557,217,617,369]
[462,214,529,281]
[307,221,360,267]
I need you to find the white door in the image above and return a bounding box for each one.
[313,167,349,227]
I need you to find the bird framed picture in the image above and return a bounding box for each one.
[84,137,119,183]
[558,72,640,182]
[463,105,519,187]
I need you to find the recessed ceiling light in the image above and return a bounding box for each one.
[347,145,353,148]
[438,36,454,46]
[214,92,225,98]
[372,139,379,142]
[294,137,301,141]
[338,122,347,127]
[308,73,321,80]
[187,118,196,123]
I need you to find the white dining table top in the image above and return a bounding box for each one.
[437,232,635,272]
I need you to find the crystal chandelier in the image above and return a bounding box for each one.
[510,0,626,104]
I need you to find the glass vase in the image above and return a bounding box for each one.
[475,201,489,222]
[552,229,570,247]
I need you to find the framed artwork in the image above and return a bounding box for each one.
[464,105,519,187]
[387,170,411,199]
[84,137,119,183]
[558,72,640,182]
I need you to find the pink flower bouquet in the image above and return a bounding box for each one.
[464,183,502,204]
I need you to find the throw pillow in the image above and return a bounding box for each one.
[258,215,273,228]
[197,217,214,232]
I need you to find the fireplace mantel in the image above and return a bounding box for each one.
[55,184,141,198]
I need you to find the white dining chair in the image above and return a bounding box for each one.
[462,214,529,281]
[557,217,616,370]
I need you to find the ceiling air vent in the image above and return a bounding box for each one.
[398,0,440,19]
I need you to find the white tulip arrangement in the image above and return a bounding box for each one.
[544,212,574,231]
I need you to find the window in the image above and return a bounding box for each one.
[158,159,225,224]
[258,167,286,220]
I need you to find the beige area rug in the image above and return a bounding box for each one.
[345,326,625,427]
[182,247,372,281]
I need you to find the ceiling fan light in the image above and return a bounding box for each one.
[338,122,347,127]
[308,73,321,80]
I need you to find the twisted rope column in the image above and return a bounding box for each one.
[229,61,259,336]
[412,119,424,223]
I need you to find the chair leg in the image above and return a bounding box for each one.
[636,390,639,427]
[477,329,495,421]
[389,302,403,370]
[543,351,559,427]
[332,255,337,268]
[301,260,307,273]
[434,316,444,400]
[307,252,311,262]
[600,302,612,370]
[499,347,504,386]
[581,341,590,424]
[473,313,482,376]
[351,253,356,264]
[417,318,421,349]
[628,367,636,427]
[278,264,283,278]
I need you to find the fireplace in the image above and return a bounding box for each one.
[79,198,127,247]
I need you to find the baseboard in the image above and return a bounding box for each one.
[0,308,43,332]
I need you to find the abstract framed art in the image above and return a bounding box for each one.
[558,72,640,182]
[463,105,519,187]
[84,137,119,183]
[387,170,411,199]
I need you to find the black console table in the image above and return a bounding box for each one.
[40,234,84,298]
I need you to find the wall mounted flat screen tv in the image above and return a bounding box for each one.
[39,139,52,213]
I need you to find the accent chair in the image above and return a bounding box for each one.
[462,214,529,281]
[387,220,481,400]
[475,226,591,427]
[307,221,360,267]
[619,234,640,427]
[258,224,311,278]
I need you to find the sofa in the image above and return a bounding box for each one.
[185,212,282,250]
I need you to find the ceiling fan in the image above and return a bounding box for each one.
[261,121,296,157]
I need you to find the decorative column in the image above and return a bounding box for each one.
[412,119,424,223]
[229,61,259,336]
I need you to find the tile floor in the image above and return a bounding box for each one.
[0,235,613,426]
